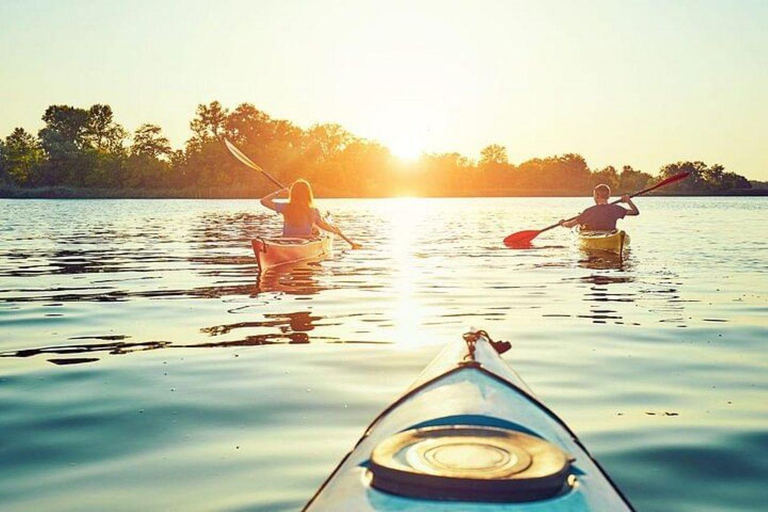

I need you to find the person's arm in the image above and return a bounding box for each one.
[621,194,640,216]
[315,216,337,234]
[260,188,289,212]
[313,210,362,249]
[560,217,580,229]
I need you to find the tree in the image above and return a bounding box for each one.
[658,161,751,194]
[224,104,304,183]
[617,165,651,193]
[84,104,128,154]
[131,124,171,159]
[37,105,91,186]
[720,172,751,191]
[122,124,174,189]
[189,101,228,148]
[39,105,90,151]
[36,104,129,187]
[224,103,272,146]
[0,128,44,185]
[417,152,474,194]
[479,144,508,166]
[592,165,620,191]
[305,123,355,163]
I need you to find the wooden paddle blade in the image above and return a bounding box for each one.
[224,138,260,171]
[503,230,541,248]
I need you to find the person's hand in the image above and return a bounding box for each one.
[277,187,290,198]
[620,194,631,203]
[558,219,566,226]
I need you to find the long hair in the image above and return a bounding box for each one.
[283,179,314,225]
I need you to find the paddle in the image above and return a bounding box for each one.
[224,138,361,249]
[503,171,690,248]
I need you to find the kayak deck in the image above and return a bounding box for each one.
[252,233,333,272]
[303,331,635,511]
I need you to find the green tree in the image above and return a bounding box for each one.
[124,124,173,188]
[0,128,44,185]
[131,124,171,159]
[592,165,620,191]
[38,105,91,186]
[720,172,751,190]
[617,165,651,193]
[658,161,751,194]
[36,104,127,187]
[84,104,128,155]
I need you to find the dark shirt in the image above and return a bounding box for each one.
[577,204,627,231]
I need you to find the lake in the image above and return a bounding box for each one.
[0,197,766,511]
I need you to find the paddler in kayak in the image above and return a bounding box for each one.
[559,184,639,231]
[260,179,347,240]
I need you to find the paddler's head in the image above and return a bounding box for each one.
[289,179,314,208]
[593,184,611,204]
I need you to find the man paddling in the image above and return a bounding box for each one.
[560,184,639,231]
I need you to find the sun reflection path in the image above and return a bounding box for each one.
[385,198,429,345]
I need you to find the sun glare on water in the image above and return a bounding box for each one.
[384,198,429,344]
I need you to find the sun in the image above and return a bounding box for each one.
[388,137,425,162]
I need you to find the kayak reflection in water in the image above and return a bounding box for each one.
[559,183,639,231]
[260,179,339,238]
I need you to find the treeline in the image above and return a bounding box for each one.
[0,101,754,198]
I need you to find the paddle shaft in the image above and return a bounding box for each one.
[536,172,690,235]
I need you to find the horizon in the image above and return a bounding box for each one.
[2,0,767,180]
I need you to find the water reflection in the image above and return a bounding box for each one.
[555,252,694,327]
[201,311,324,342]
[1,340,172,361]
[0,309,331,365]
[578,252,629,271]
[256,261,328,296]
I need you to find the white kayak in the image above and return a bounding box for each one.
[251,233,333,272]
[303,330,635,511]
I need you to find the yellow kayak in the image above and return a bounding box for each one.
[578,230,630,256]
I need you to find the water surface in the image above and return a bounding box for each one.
[1,197,766,511]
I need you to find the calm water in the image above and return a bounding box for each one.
[0,197,766,511]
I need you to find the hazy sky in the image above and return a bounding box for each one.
[1,0,767,179]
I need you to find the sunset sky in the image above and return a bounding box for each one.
[1,0,767,179]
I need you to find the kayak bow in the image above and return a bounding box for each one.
[304,331,635,511]
[252,233,333,272]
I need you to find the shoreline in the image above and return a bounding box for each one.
[2,186,767,200]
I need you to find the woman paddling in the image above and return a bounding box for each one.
[261,179,350,241]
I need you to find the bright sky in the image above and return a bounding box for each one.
[1,0,767,179]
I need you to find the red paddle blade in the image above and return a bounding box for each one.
[503,230,541,248]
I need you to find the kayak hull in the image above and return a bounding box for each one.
[303,332,635,511]
[578,230,630,256]
[252,234,333,272]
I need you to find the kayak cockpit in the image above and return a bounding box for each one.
[367,423,574,502]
